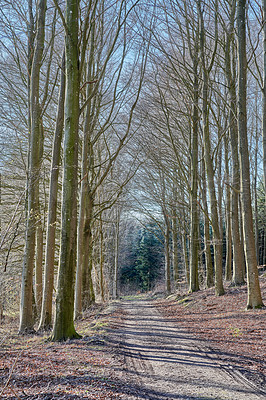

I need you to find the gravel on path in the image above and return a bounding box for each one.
[108,297,265,400]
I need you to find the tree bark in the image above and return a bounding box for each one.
[74,25,95,317]
[35,120,44,317]
[263,0,266,205]
[172,210,179,289]
[237,0,263,308]
[99,214,105,302]
[224,0,245,285]
[51,0,81,340]
[164,211,171,294]
[201,148,214,287]
[19,0,46,333]
[198,0,224,296]
[113,207,120,299]
[189,53,199,293]
[224,135,232,281]
[82,191,95,309]
[35,193,43,316]
[38,52,65,331]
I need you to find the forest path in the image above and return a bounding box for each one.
[108,296,264,400]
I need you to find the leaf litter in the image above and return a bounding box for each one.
[0,277,265,398]
[156,275,266,392]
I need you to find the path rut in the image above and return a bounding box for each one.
[109,297,265,400]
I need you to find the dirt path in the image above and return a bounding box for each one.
[109,297,265,400]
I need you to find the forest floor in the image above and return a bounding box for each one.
[0,275,265,399]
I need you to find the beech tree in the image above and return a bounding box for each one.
[38,52,65,331]
[50,0,80,341]
[263,0,266,249]
[198,0,224,296]
[19,0,46,334]
[237,0,263,308]
[223,0,245,285]
[1,0,265,328]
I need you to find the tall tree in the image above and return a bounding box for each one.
[189,41,199,293]
[201,147,214,288]
[38,52,66,331]
[237,0,263,308]
[19,0,46,333]
[51,0,81,340]
[113,206,121,299]
[263,0,266,204]
[198,0,224,296]
[224,0,245,285]
[224,134,232,281]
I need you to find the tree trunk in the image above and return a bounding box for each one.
[19,0,46,333]
[74,29,95,317]
[189,54,199,293]
[264,226,266,267]
[38,52,65,331]
[99,214,105,302]
[224,0,245,286]
[217,128,223,267]
[35,198,43,316]
[35,121,44,317]
[164,217,171,294]
[172,211,179,289]
[162,205,171,294]
[198,0,224,296]
[51,0,81,340]
[237,0,263,308]
[113,208,120,299]
[263,0,266,205]
[254,97,260,264]
[201,149,214,287]
[82,192,95,309]
[224,136,232,280]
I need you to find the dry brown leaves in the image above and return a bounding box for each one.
[156,275,266,389]
[0,306,126,399]
[1,279,265,399]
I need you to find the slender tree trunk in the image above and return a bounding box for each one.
[164,214,171,294]
[198,0,224,296]
[201,149,214,287]
[35,196,43,316]
[35,121,44,317]
[19,0,46,333]
[82,192,95,309]
[38,52,65,330]
[74,29,95,317]
[254,173,259,264]
[224,136,232,280]
[172,211,179,289]
[217,128,223,264]
[224,6,246,285]
[26,0,35,180]
[189,54,199,293]
[263,0,266,205]
[237,0,263,308]
[254,100,260,264]
[113,208,120,299]
[99,214,105,302]
[181,228,189,284]
[261,0,266,265]
[264,226,266,267]
[51,0,81,340]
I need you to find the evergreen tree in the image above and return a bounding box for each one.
[120,223,163,292]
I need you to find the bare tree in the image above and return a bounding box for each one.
[38,51,65,331]
[51,0,81,341]
[237,0,263,308]
[198,0,224,296]
[19,0,46,333]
